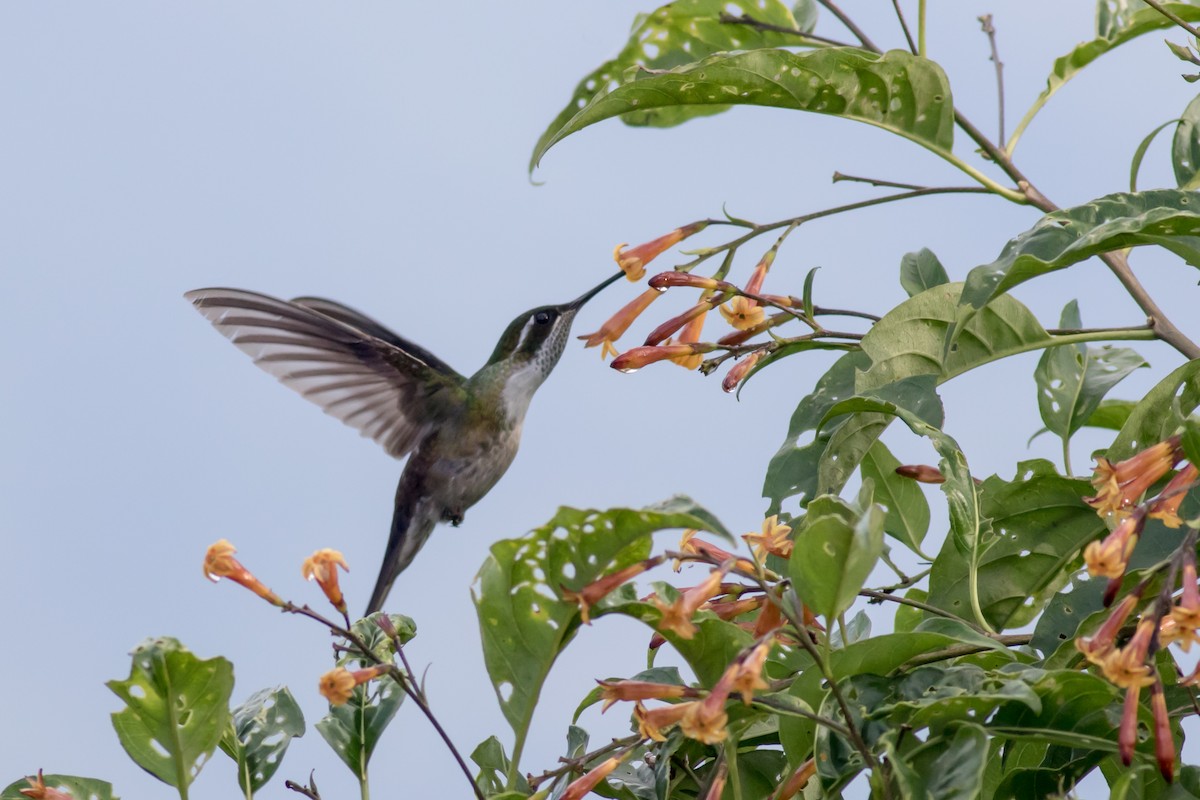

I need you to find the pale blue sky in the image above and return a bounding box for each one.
[3,1,1198,796]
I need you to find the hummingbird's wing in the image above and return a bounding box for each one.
[186,288,468,458]
[289,296,458,376]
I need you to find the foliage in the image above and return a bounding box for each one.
[13,3,1200,800]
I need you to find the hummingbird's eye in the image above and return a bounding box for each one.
[534,311,554,325]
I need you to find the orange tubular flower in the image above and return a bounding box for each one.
[561,752,630,800]
[18,771,73,800]
[722,350,765,393]
[634,701,691,741]
[705,594,766,621]
[203,539,284,606]
[1087,436,1183,516]
[743,247,777,297]
[302,548,350,613]
[1163,548,1200,652]
[730,640,773,704]
[644,296,723,346]
[561,556,663,624]
[774,759,817,800]
[1084,508,1146,580]
[648,271,731,291]
[653,567,729,640]
[1103,616,1159,689]
[743,515,794,561]
[318,665,390,706]
[753,595,785,638]
[597,679,696,711]
[579,288,663,358]
[1120,683,1141,766]
[1152,677,1175,782]
[676,530,758,574]
[614,221,709,282]
[680,665,736,744]
[895,464,946,484]
[1077,592,1140,666]
[719,296,766,330]
[1149,462,1200,528]
[611,343,714,373]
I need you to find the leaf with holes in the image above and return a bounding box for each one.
[1034,300,1146,457]
[1176,93,1200,190]
[531,0,805,171]
[106,637,233,791]
[885,722,989,800]
[315,678,404,781]
[899,247,950,297]
[1011,4,1200,148]
[218,686,305,796]
[859,440,931,554]
[1107,358,1200,460]
[1,775,118,800]
[951,190,1200,350]
[764,351,868,515]
[533,48,955,169]
[790,489,884,622]
[473,497,729,769]
[928,460,1103,632]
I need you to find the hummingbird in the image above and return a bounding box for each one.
[185,272,623,614]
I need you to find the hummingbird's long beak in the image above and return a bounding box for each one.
[567,271,626,311]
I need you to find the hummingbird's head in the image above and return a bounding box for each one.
[481,273,624,420]
[486,271,624,379]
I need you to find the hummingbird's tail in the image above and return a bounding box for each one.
[365,493,439,615]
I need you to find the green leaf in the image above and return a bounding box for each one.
[533,47,955,169]
[106,637,233,792]
[1011,4,1200,149]
[1130,119,1180,192]
[472,498,728,764]
[789,492,884,621]
[952,190,1200,348]
[1034,300,1147,449]
[1,775,118,800]
[866,666,1040,735]
[531,0,805,171]
[1107,358,1200,460]
[764,351,869,514]
[859,440,931,553]
[350,613,417,663]
[899,247,950,297]
[917,723,988,800]
[218,686,305,796]
[801,265,819,319]
[928,460,1103,632]
[470,736,529,796]
[1175,93,1200,189]
[315,678,404,781]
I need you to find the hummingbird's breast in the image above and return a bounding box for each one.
[416,409,523,514]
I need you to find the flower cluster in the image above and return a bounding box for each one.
[579,222,830,394]
[1075,436,1200,781]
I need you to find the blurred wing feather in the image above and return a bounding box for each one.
[186,288,467,458]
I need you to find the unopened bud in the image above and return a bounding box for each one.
[895,464,945,484]
[648,272,730,291]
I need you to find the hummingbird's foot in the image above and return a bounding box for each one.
[443,508,465,527]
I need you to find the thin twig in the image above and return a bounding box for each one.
[814,0,882,52]
[860,589,990,632]
[1143,0,1200,38]
[872,567,933,594]
[527,735,642,790]
[284,772,322,800]
[813,305,882,322]
[977,15,1006,145]
[717,12,853,47]
[889,0,918,53]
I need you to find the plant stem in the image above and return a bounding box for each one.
[889,0,918,54]
[717,12,853,47]
[726,740,744,800]
[917,0,927,57]
[815,0,881,52]
[896,635,1032,670]
[860,589,990,633]
[359,774,370,800]
[1143,0,1200,38]
[977,14,1005,144]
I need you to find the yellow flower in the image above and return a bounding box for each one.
[1083,509,1145,580]
[1162,548,1200,652]
[302,548,350,613]
[680,694,729,744]
[1101,617,1158,689]
[719,296,765,330]
[578,288,662,356]
[634,701,691,741]
[1086,436,1183,516]
[318,665,390,705]
[613,222,709,282]
[729,639,773,705]
[652,568,728,640]
[743,515,793,561]
[318,667,357,705]
[203,539,283,606]
[561,556,663,624]
[1076,592,1140,666]
[18,771,73,800]
[561,753,630,800]
[1148,462,1199,528]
